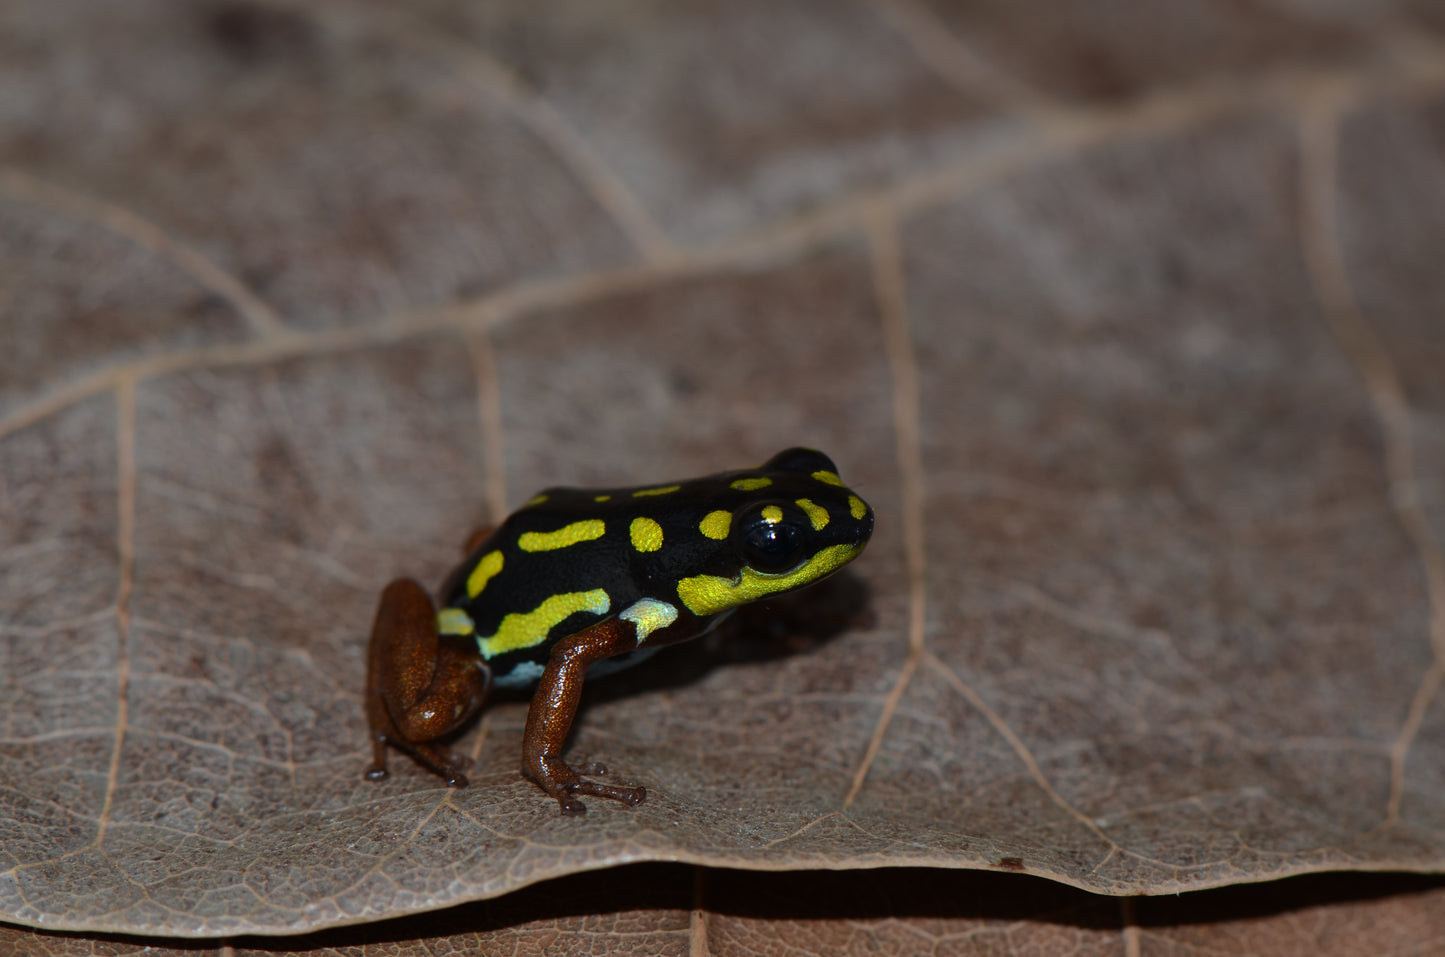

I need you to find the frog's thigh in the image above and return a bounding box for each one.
[366,578,432,780]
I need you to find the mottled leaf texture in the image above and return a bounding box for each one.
[2,0,1444,954]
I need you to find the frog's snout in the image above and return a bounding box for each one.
[855,507,875,547]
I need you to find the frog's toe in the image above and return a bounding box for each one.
[548,780,645,815]
[442,751,474,774]
[571,760,609,776]
[573,778,646,808]
[525,757,646,813]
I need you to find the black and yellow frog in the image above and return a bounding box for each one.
[364,447,874,814]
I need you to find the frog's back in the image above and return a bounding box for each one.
[434,448,874,688]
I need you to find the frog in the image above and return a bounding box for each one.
[363,447,874,814]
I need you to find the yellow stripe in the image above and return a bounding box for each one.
[525,493,549,506]
[632,484,681,497]
[730,476,772,491]
[478,589,611,657]
[437,608,475,636]
[848,494,868,519]
[466,549,504,598]
[677,544,860,616]
[795,498,829,531]
[699,509,732,540]
[630,516,664,552]
[594,494,612,502]
[518,519,606,552]
[812,470,843,487]
[761,505,783,523]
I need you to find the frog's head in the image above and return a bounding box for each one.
[674,447,874,617]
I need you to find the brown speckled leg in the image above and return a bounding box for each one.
[365,578,491,787]
[522,618,647,815]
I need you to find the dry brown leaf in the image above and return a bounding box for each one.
[2,0,1445,949]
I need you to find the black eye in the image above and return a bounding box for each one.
[735,505,806,573]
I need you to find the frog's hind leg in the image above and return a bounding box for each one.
[365,578,491,787]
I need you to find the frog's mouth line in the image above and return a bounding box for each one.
[675,543,862,616]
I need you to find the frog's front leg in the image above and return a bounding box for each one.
[522,617,648,815]
[365,578,492,787]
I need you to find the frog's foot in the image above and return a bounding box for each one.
[524,756,646,816]
[368,736,474,787]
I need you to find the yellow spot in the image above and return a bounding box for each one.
[795,498,829,531]
[477,589,611,658]
[812,470,843,487]
[632,484,681,497]
[699,510,732,540]
[730,476,772,491]
[630,516,664,552]
[466,549,504,598]
[437,608,475,636]
[594,494,612,502]
[761,505,784,523]
[677,544,862,616]
[848,495,868,519]
[620,598,679,643]
[526,493,549,506]
[518,519,606,552]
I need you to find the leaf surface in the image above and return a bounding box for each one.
[1,0,1444,946]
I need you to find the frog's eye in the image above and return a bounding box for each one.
[763,447,837,476]
[734,503,807,574]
